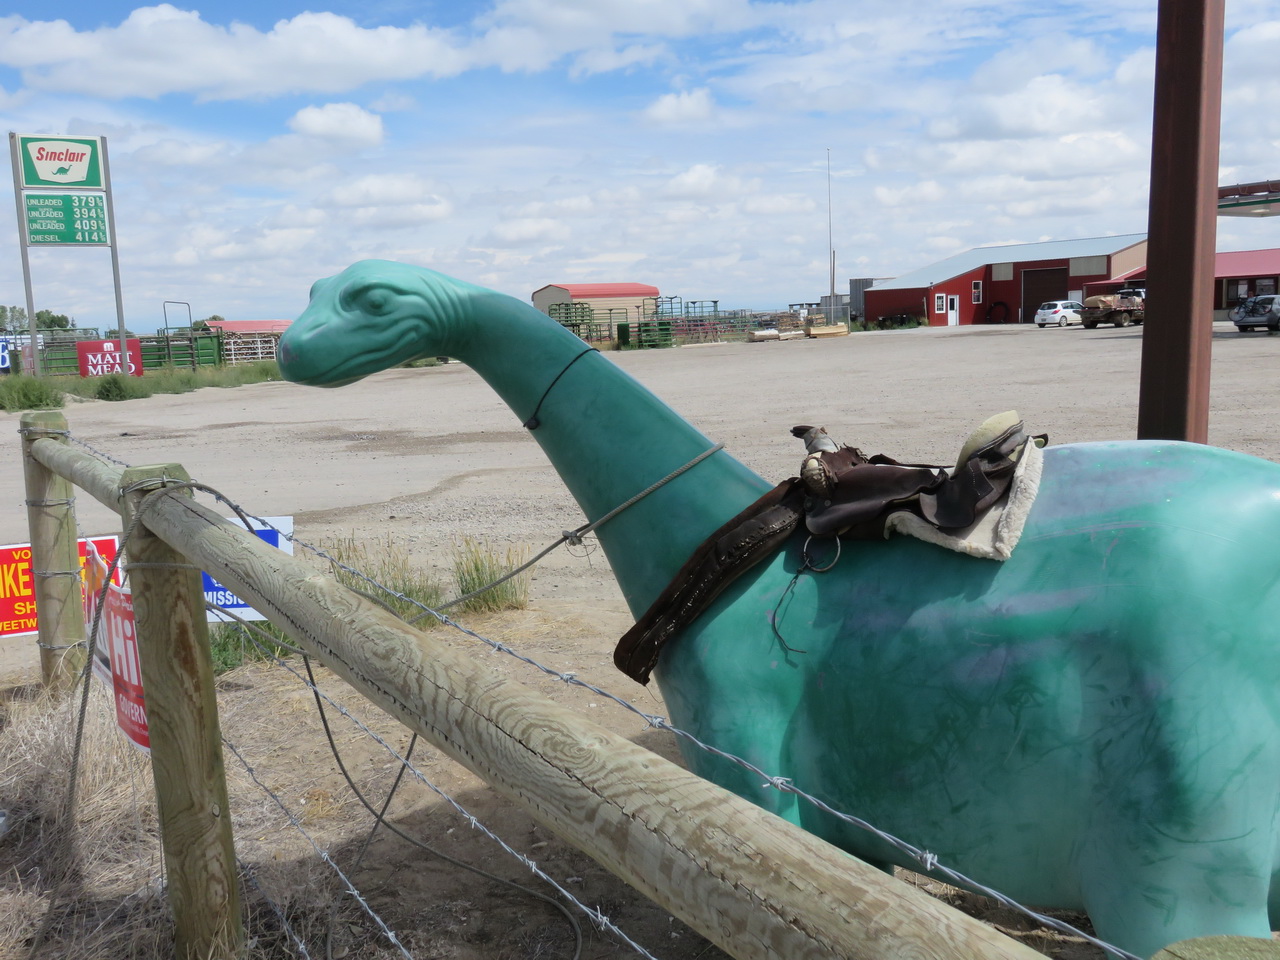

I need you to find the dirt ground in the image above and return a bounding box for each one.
[2,319,1279,959]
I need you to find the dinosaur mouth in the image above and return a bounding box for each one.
[278,322,424,386]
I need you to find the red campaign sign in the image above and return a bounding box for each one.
[83,543,148,752]
[0,537,119,638]
[76,338,142,378]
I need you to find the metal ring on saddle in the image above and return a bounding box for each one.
[802,535,841,573]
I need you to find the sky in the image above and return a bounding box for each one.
[0,2,1278,332]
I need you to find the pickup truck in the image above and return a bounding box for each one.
[1081,288,1145,328]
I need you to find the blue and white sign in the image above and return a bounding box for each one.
[203,516,293,623]
[0,337,10,372]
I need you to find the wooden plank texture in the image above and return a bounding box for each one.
[21,412,86,689]
[120,466,243,960]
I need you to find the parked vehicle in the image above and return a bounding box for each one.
[1081,288,1145,328]
[1034,300,1084,327]
[1230,295,1280,332]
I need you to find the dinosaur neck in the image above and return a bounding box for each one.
[453,291,773,615]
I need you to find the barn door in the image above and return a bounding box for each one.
[947,295,959,326]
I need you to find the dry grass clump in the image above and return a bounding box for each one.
[451,537,531,613]
[325,533,447,623]
[0,674,395,959]
[0,680,164,959]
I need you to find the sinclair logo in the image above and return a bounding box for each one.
[16,135,104,189]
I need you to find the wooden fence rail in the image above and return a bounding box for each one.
[21,413,1048,960]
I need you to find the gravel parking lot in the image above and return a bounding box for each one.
[3,318,1277,959]
[3,318,1278,677]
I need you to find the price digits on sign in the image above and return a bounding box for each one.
[70,194,106,240]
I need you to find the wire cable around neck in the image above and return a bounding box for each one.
[522,346,598,430]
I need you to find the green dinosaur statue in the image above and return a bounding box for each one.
[279,260,1280,958]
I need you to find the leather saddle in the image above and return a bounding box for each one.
[613,413,1039,684]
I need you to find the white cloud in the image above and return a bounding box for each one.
[741,194,816,215]
[873,180,947,208]
[0,1,1266,329]
[324,174,441,207]
[642,88,717,124]
[662,163,759,200]
[0,7,467,100]
[571,43,666,77]
[288,103,384,144]
[488,218,564,245]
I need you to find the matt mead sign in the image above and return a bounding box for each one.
[76,339,142,377]
[17,135,104,189]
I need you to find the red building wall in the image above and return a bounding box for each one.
[865,257,1116,327]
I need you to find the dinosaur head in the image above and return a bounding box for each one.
[279,260,475,386]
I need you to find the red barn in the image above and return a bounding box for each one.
[864,234,1148,326]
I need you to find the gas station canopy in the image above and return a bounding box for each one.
[1218,179,1280,217]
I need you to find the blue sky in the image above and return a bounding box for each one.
[1,2,1278,332]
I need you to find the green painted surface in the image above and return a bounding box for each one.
[23,192,108,245]
[280,261,1280,959]
[17,135,105,189]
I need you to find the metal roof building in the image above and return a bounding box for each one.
[1081,248,1280,314]
[203,319,292,334]
[532,282,660,322]
[865,234,1149,326]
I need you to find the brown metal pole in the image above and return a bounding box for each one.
[1136,0,1225,443]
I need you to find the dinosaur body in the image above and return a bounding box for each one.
[279,260,1280,958]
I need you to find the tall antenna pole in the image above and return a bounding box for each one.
[827,147,835,324]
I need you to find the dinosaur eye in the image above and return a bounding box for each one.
[362,289,391,315]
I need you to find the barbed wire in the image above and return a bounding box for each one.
[227,620,664,960]
[60,427,1136,959]
[208,605,586,960]
[221,738,416,960]
[238,859,315,960]
[68,513,349,960]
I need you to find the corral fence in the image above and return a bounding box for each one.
[19,409,1106,960]
[4,327,281,376]
[548,301,810,349]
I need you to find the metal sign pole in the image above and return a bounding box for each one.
[99,137,128,346]
[8,133,41,376]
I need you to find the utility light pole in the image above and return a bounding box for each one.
[827,147,836,324]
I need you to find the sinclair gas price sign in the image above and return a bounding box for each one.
[14,136,109,247]
[9,133,127,369]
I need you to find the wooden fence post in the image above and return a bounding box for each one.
[20,410,87,691]
[119,465,243,960]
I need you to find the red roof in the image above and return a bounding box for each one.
[206,319,291,334]
[543,283,659,299]
[1215,248,1280,278]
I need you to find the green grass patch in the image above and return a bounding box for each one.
[60,361,283,401]
[0,373,64,411]
[93,373,154,401]
[209,621,294,674]
[451,537,530,613]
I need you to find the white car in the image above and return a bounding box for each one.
[1034,300,1084,327]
